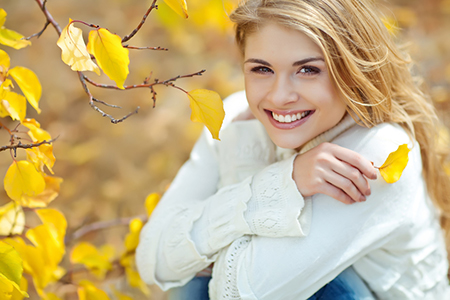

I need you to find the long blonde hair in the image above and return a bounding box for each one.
[230,0,450,249]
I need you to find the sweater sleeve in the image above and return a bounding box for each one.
[135,121,311,290]
[211,123,431,299]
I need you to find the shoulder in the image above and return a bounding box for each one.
[333,122,420,172]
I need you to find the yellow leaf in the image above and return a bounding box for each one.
[56,20,100,75]
[22,119,52,142]
[70,242,113,279]
[0,202,25,236]
[164,0,188,18]
[4,161,46,204]
[42,293,62,300]
[187,89,224,140]
[26,144,56,174]
[112,287,133,300]
[0,9,6,27]
[0,276,14,300]
[379,144,410,183]
[145,193,160,217]
[124,218,143,253]
[36,208,67,244]
[8,66,41,114]
[0,10,31,50]
[77,280,111,300]
[10,276,27,300]
[0,241,29,298]
[20,175,63,208]
[125,267,150,295]
[0,48,10,70]
[1,92,27,122]
[87,28,129,89]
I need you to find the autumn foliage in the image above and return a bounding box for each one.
[0,0,224,299]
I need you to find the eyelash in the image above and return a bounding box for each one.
[250,65,321,76]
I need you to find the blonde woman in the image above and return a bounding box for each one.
[136,0,450,299]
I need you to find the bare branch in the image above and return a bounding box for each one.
[122,0,158,43]
[92,98,122,109]
[123,45,168,51]
[67,214,148,244]
[34,0,62,36]
[25,20,50,40]
[0,138,58,153]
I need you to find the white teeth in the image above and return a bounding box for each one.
[272,111,310,123]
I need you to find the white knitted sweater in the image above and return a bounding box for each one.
[136,91,450,299]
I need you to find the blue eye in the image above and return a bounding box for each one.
[251,66,273,74]
[299,66,320,75]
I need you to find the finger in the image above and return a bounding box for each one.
[325,171,366,202]
[320,182,355,205]
[333,145,377,180]
[332,160,371,197]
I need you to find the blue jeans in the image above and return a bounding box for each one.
[167,266,375,300]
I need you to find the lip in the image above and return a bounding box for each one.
[265,109,315,129]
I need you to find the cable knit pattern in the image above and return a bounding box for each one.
[245,156,311,237]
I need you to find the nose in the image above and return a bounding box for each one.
[267,74,299,107]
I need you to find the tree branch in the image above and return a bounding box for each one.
[121,0,158,43]
[67,214,148,244]
[0,138,58,153]
[123,45,168,51]
[34,0,62,36]
[78,72,139,123]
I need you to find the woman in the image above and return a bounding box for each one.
[136,0,450,299]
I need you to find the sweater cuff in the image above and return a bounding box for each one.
[244,154,312,237]
[190,177,253,256]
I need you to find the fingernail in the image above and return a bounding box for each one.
[360,195,366,202]
[372,173,377,180]
[365,189,371,196]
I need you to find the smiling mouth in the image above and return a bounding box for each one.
[271,110,313,123]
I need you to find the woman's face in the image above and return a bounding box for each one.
[243,23,347,150]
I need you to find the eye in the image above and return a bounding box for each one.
[298,66,320,75]
[250,66,273,74]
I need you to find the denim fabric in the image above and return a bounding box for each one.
[167,276,211,300]
[307,267,375,300]
[167,266,375,300]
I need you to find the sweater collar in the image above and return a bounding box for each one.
[276,113,357,161]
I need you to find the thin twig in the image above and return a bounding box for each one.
[34,0,62,35]
[82,70,205,90]
[0,138,58,153]
[78,72,140,123]
[67,214,148,244]
[123,45,168,51]
[25,21,50,40]
[122,0,158,43]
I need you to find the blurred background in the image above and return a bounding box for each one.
[0,0,449,299]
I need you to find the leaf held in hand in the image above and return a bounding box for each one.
[187,89,224,140]
[56,20,100,75]
[87,28,129,89]
[164,0,188,18]
[379,144,410,183]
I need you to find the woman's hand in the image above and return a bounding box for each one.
[293,142,377,204]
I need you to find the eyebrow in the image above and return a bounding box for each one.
[244,57,324,66]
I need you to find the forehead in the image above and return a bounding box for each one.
[244,22,323,61]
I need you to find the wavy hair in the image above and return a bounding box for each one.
[230,0,450,251]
